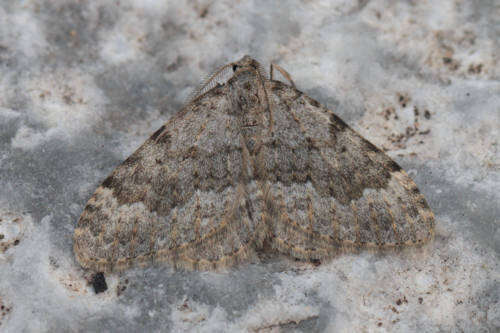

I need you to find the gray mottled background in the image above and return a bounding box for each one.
[0,1,499,332]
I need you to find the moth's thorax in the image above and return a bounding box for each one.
[227,68,271,154]
[228,69,268,116]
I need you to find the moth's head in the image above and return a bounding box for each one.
[188,56,264,101]
[232,55,261,74]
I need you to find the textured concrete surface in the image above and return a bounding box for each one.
[0,1,498,332]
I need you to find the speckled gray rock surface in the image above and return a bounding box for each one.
[0,1,498,332]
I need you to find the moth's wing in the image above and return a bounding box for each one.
[74,85,260,272]
[259,81,435,259]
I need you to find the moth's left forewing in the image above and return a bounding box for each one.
[74,82,261,273]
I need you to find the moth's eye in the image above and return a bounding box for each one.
[232,64,238,72]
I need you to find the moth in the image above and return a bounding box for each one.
[74,56,435,273]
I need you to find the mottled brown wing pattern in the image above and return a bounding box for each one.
[74,56,435,273]
[258,81,434,259]
[74,85,261,272]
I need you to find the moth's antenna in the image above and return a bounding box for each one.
[270,62,295,88]
[185,62,235,105]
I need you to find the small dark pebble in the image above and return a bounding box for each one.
[92,272,108,294]
[13,239,19,246]
[311,259,321,266]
